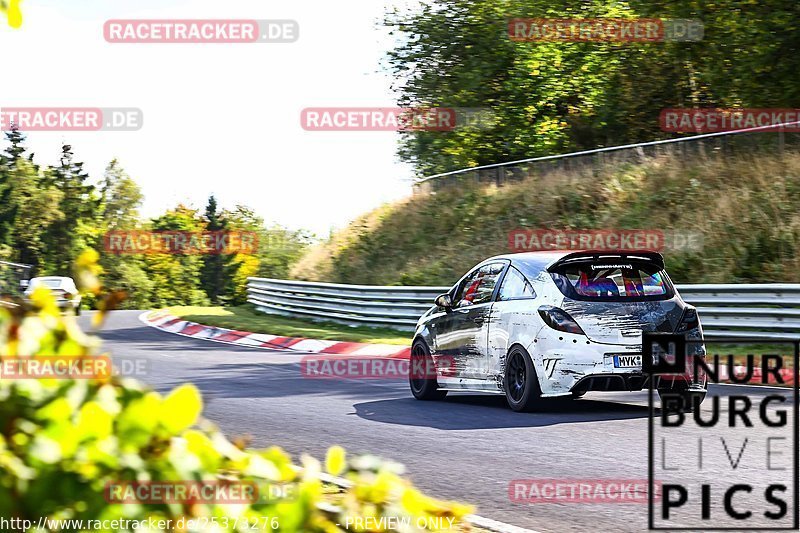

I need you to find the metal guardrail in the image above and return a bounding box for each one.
[0,259,32,297]
[248,278,800,340]
[247,278,444,330]
[675,284,800,340]
[413,120,800,193]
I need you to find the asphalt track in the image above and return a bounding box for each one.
[85,310,799,533]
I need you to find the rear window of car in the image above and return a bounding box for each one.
[549,261,673,301]
[31,279,63,289]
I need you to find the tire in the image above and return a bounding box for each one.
[658,380,706,412]
[409,340,447,401]
[504,347,543,412]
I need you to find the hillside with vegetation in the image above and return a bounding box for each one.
[291,151,800,286]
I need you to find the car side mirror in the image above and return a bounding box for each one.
[435,293,453,311]
[19,279,29,289]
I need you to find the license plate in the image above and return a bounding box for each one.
[613,354,642,368]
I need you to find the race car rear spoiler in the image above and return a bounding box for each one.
[546,250,665,272]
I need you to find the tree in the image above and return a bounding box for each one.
[143,205,209,307]
[4,158,63,269]
[97,159,151,309]
[199,195,229,304]
[0,128,28,246]
[0,130,60,271]
[42,145,99,274]
[226,205,313,288]
[1,127,29,163]
[99,159,142,230]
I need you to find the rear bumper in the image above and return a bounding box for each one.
[23,298,80,309]
[534,327,706,395]
[569,372,707,394]
[570,372,649,393]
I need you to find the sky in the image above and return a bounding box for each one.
[0,0,416,235]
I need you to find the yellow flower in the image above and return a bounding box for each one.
[75,249,101,272]
[325,445,346,476]
[6,0,22,28]
[30,286,59,316]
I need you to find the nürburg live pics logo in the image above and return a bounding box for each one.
[645,332,799,530]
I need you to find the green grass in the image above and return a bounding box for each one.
[167,304,412,346]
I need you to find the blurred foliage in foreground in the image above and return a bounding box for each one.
[0,256,471,530]
[0,0,22,28]
[292,150,800,286]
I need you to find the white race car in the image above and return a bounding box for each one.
[23,276,82,315]
[409,250,706,412]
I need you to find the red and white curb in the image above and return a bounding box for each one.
[139,310,411,359]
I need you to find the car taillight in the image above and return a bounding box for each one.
[676,308,699,332]
[538,305,586,335]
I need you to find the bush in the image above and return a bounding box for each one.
[0,258,472,531]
